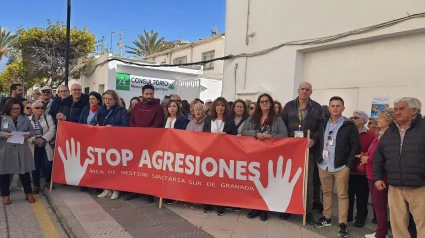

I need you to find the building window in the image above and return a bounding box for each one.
[84,87,90,95]
[202,50,215,70]
[173,56,187,64]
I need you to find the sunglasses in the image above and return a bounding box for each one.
[249,107,254,110]
[327,130,333,141]
[42,91,51,94]
[25,107,32,110]
[34,107,45,110]
[350,116,360,120]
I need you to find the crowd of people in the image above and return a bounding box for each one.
[0,82,424,238]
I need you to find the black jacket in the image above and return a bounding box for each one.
[202,117,237,135]
[49,94,89,125]
[162,116,190,130]
[373,116,425,187]
[316,118,361,169]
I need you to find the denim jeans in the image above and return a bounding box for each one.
[31,146,52,187]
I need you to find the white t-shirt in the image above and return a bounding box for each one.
[164,117,176,129]
[211,119,224,133]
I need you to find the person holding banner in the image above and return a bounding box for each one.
[0,98,35,204]
[78,91,102,192]
[242,93,288,221]
[126,84,164,202]
[186,103,207,132]
[230,99,249,135]
[280,82,325,224]
[314,96,360,238]
[162,100,189,130]
[202,97,237,216]
[90,90,129,200]
[28,101,56,194]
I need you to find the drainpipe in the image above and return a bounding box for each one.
[234,63,238,99]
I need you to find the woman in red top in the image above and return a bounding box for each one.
[358,107,394,238]
[348,110,376,227]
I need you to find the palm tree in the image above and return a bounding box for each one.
[0,27,18,61]
[125,30,169,57]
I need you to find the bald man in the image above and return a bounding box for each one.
[280,82,325,224]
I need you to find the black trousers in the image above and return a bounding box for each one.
[313,163,322,203]
[0,173,32,196]
[348,174,369,222]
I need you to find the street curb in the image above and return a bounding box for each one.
[42,184,90,238]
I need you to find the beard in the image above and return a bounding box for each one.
[145,98,153,104]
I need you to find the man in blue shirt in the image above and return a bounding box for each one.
[314,96,360,238]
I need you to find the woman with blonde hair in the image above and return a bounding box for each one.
[28,101,56,194]
[358,107,394,238]
[90,90,129,200]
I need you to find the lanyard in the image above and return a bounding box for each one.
[215,120,224,133]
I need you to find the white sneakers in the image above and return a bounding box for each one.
[365,233,389,238]
[98,190,120,199]
[111,191,120,200]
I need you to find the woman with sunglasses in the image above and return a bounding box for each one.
[23,101,33,116]
[348,110,376,227]
[91,90,129,200]
[248,102,256,116]
[202,97,237,216]
[242,93,288,221]
[28,102,56,194]
[230,99,249,136]
[0,98,35,204]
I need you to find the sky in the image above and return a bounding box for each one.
[0,0,226,71]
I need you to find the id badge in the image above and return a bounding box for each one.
[294,131,304,138]
[3,122,8,129]
[328,137,334,146]
[323,150,329,160]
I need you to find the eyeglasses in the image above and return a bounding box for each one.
[259,100,270,104]
[34,107,45,110]
[249,107,254,110]
[34,93,41,95]
[25,107,32,110]
[11,108,20,111]
[350,116,360,120]
[42,91,51,94]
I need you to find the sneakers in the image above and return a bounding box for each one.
[203,205,213,213]
[98,190,112,198]
[260,211,268,221]
[314,216,332,228]
[111,191,120,200]
[217,207,225,216]
[365,233,389,238]
[338,223,348,237]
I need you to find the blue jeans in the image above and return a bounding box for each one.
[32,146,52,187]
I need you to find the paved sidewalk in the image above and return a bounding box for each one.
[45,184,394,238]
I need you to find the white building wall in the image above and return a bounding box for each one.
[223,0,425,115]
[80,54,110,94]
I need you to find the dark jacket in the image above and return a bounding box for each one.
[78,106,91,124]
[49,94,89,125]
[316,118,361,169]
[90,105,129,127]
[162,116,189,130]
[129,100,164,128]
[202,117,237,135]
[0,97,27,113]
[281,97,324,144]
[373,116,425,187]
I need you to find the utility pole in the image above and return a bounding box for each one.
[65,0,71,86]
[110,31,115,55]
[118,29,124,56]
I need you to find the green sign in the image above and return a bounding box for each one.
[116,73,130,91]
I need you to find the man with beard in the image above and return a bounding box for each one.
[125,84,164,202]
[0,84,26,113]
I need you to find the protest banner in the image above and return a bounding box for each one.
[52,122,308,214]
